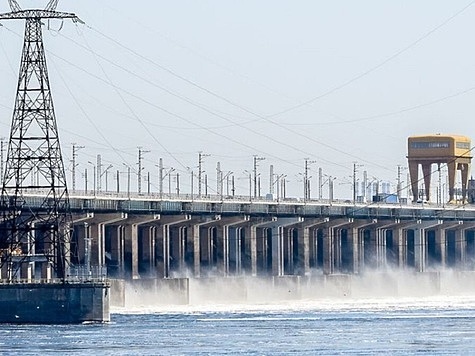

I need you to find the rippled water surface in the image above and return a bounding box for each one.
[2,297,475,355]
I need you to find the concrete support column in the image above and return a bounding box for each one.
[404,220,442,272]
[167,225,187,273]
[94,214,125,268]
[158,215,191,278]
[179,226,187,271]
[84,213,127,271]
[273,225,284,276]
[333,228,342,272]
[192,223,200,277]
[187,216,220,278]
[375,228,386,269]
[256,227,270,275]
[456,229,466,267]
[249,218,302,276]
[240,227,248,273]
[322,225,334,275]
[74,223,88,265]
[357,228,365,272]
[88,223,105,267]
[384,220,422,270]
[123,224,138,279]
[320,220,356,275]
[413,227,425,272]
[108,225,123,277]
[156,225,165,277]
[372,222,401,270]
[250,218,276,276]
[123,214,159,279]
[275,219,303,276]
[250,225,258,276]
[450,223,475,268]
[70,213,94,266]
[331,219,377,274]
[282,227,298,275]
[221,216,250,276]
[140,226,155,277]
[364,226,382,270]
[443,223,466,266]
[434,228,446,268]
[299,226,310,275]
[396,227,405,269]
[353,227,363,272]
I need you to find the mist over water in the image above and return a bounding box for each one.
[84,271,475,354]
[116,269,475,315]
[3,271,475,354]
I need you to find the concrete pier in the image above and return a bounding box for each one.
[81,214,475,279]
[69,212,475,281]
[60,198,475,305]
[0,281,110,324]
[109,271,475,307]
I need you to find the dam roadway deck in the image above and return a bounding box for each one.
[17,191,475,306]
[63,192,475,221]
[21,192,475,279]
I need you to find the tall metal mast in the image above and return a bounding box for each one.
[0,2,81,281]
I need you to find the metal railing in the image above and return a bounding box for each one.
[0,265,108,285]
[13,189,475,221]
[67,265,108,283]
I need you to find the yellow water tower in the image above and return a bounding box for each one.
[407,134,472,203]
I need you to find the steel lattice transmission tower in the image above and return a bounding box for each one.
[0,1,82,281]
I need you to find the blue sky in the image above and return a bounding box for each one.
[0,1,473,199]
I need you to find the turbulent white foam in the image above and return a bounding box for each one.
[113,270,475,315]
[112,295,475,315]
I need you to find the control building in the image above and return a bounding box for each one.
[407,134,472,203]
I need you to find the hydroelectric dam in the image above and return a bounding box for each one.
[53,191,475,305]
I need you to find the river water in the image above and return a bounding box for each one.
[1,296,475,355]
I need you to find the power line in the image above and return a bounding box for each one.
[266,0,475,119]
[58,29,352,170]
[81,24,391,172]
[282,86,475,127]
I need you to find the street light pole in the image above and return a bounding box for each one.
[198,152,210,197]
[147,171,151,195]
[87,161,96,195]
[122,163,131,198]
[127,165,131,198]
[253,155,265,198]
[318,167,323,200]
[397,165,407,203]
[244,170,252,200]
[190,170,194,199]
[71,143,84,192]
[84,168,88,193]
[97,154,102,192]
[304,158,316,201]
[137,147,150,195]
[158,158,163,198]
[116,169,120,193]
[217,162,221,197]
[101,164,113,192]
[353,162,363,204]
[329,176,334,202]
[274,173,286,201]
[158,158,175,198]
